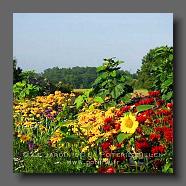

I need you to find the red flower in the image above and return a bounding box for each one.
[114,123,121,130]
[116,143,122,148]
[135,138,150,153]
[104,117,113,124]
[103,124,111,131]
[116,110,123,117]
[156,99,165,107]
[156,109,171,116]
[149,133,161,142]
[164,128,173,143]
[137,98,154,105]
[153,159,164,169]
[101,141,111,151]
[105,166,116,174]
[136,127,143,134]
[136,115,146,123]
[148,90,161,97]
[167,102,173,109]
[113,156,126,162]
[151,145,166,154]
[120,105,131,113]
[98,167,106,173]
[169,118,173,127]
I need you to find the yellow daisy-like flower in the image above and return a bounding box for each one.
[81,146,89,153]
[19,134,31,143]
[120,113,139,134]
[50,136,62,144]
[110,145,117,151]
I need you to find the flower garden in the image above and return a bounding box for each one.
[13,47,173,174]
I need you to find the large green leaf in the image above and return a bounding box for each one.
[111,83,124,99]
[117,133,132,143]
[121,93,132,103]
[136,104,154,113]
[94,96,104,103]
[74,95,85,109]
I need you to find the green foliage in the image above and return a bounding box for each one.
[136,104,154,113]
[117,133,132,143]
[136,46,173,101]
[42,66,98,89]
[13,81,40,100]
[20,70,56,95]
[92,58,133,106]
[55,81,73,93]
[13,59,22,84]
[74,89,93,109]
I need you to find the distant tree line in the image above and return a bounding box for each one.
[13,45,173,98]
[13,60,137,95]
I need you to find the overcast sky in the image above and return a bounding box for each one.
[13,13,173,73]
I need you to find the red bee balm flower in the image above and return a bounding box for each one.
[136,115,147,123]
[136,127,143,134]
[151,145,166,154]
[120,105,131,113]
[135,138,150,153]
[148,90,161,97]
[103,124,111,131]
[98,167,106,173]
[167,102,173,109]
[101,141,111,151]
[104,117,113,124]
[164,129,173,143]
[149,133,161,142]
[105,167,116,174]
[114,123,121,130]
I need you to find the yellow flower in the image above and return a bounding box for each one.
[103,158,109,163]
[110,145,117,151]
[19,135,31,143]
[81,146,89,153]
[39,125,47,132]
[50,136,62,144]
[23,121,33,127]
[88,136,98,144]
[120,113,139,134]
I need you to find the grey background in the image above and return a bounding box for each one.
[0,0,185,186]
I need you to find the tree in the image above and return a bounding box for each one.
[13,59,22,84]
[136,46,173,101]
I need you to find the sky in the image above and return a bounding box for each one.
[13,13,173,73]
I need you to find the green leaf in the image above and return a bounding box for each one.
[117,133,132,143]
[62,135,81,143]
[169,54,173,61]
[162,91,173,101]
[94,96,104,103]
[121,93,132,103]
[84,89,92,98]
[111,83,124,99]
[136,104,154,113]
[95,137,105,144]
[162,162,171,173]
[96,65,106,72]
[110,70,117,77]
[168,168,173,173]
[161,78,173,89]
[74,95,85,109]
[104,101,116,110]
